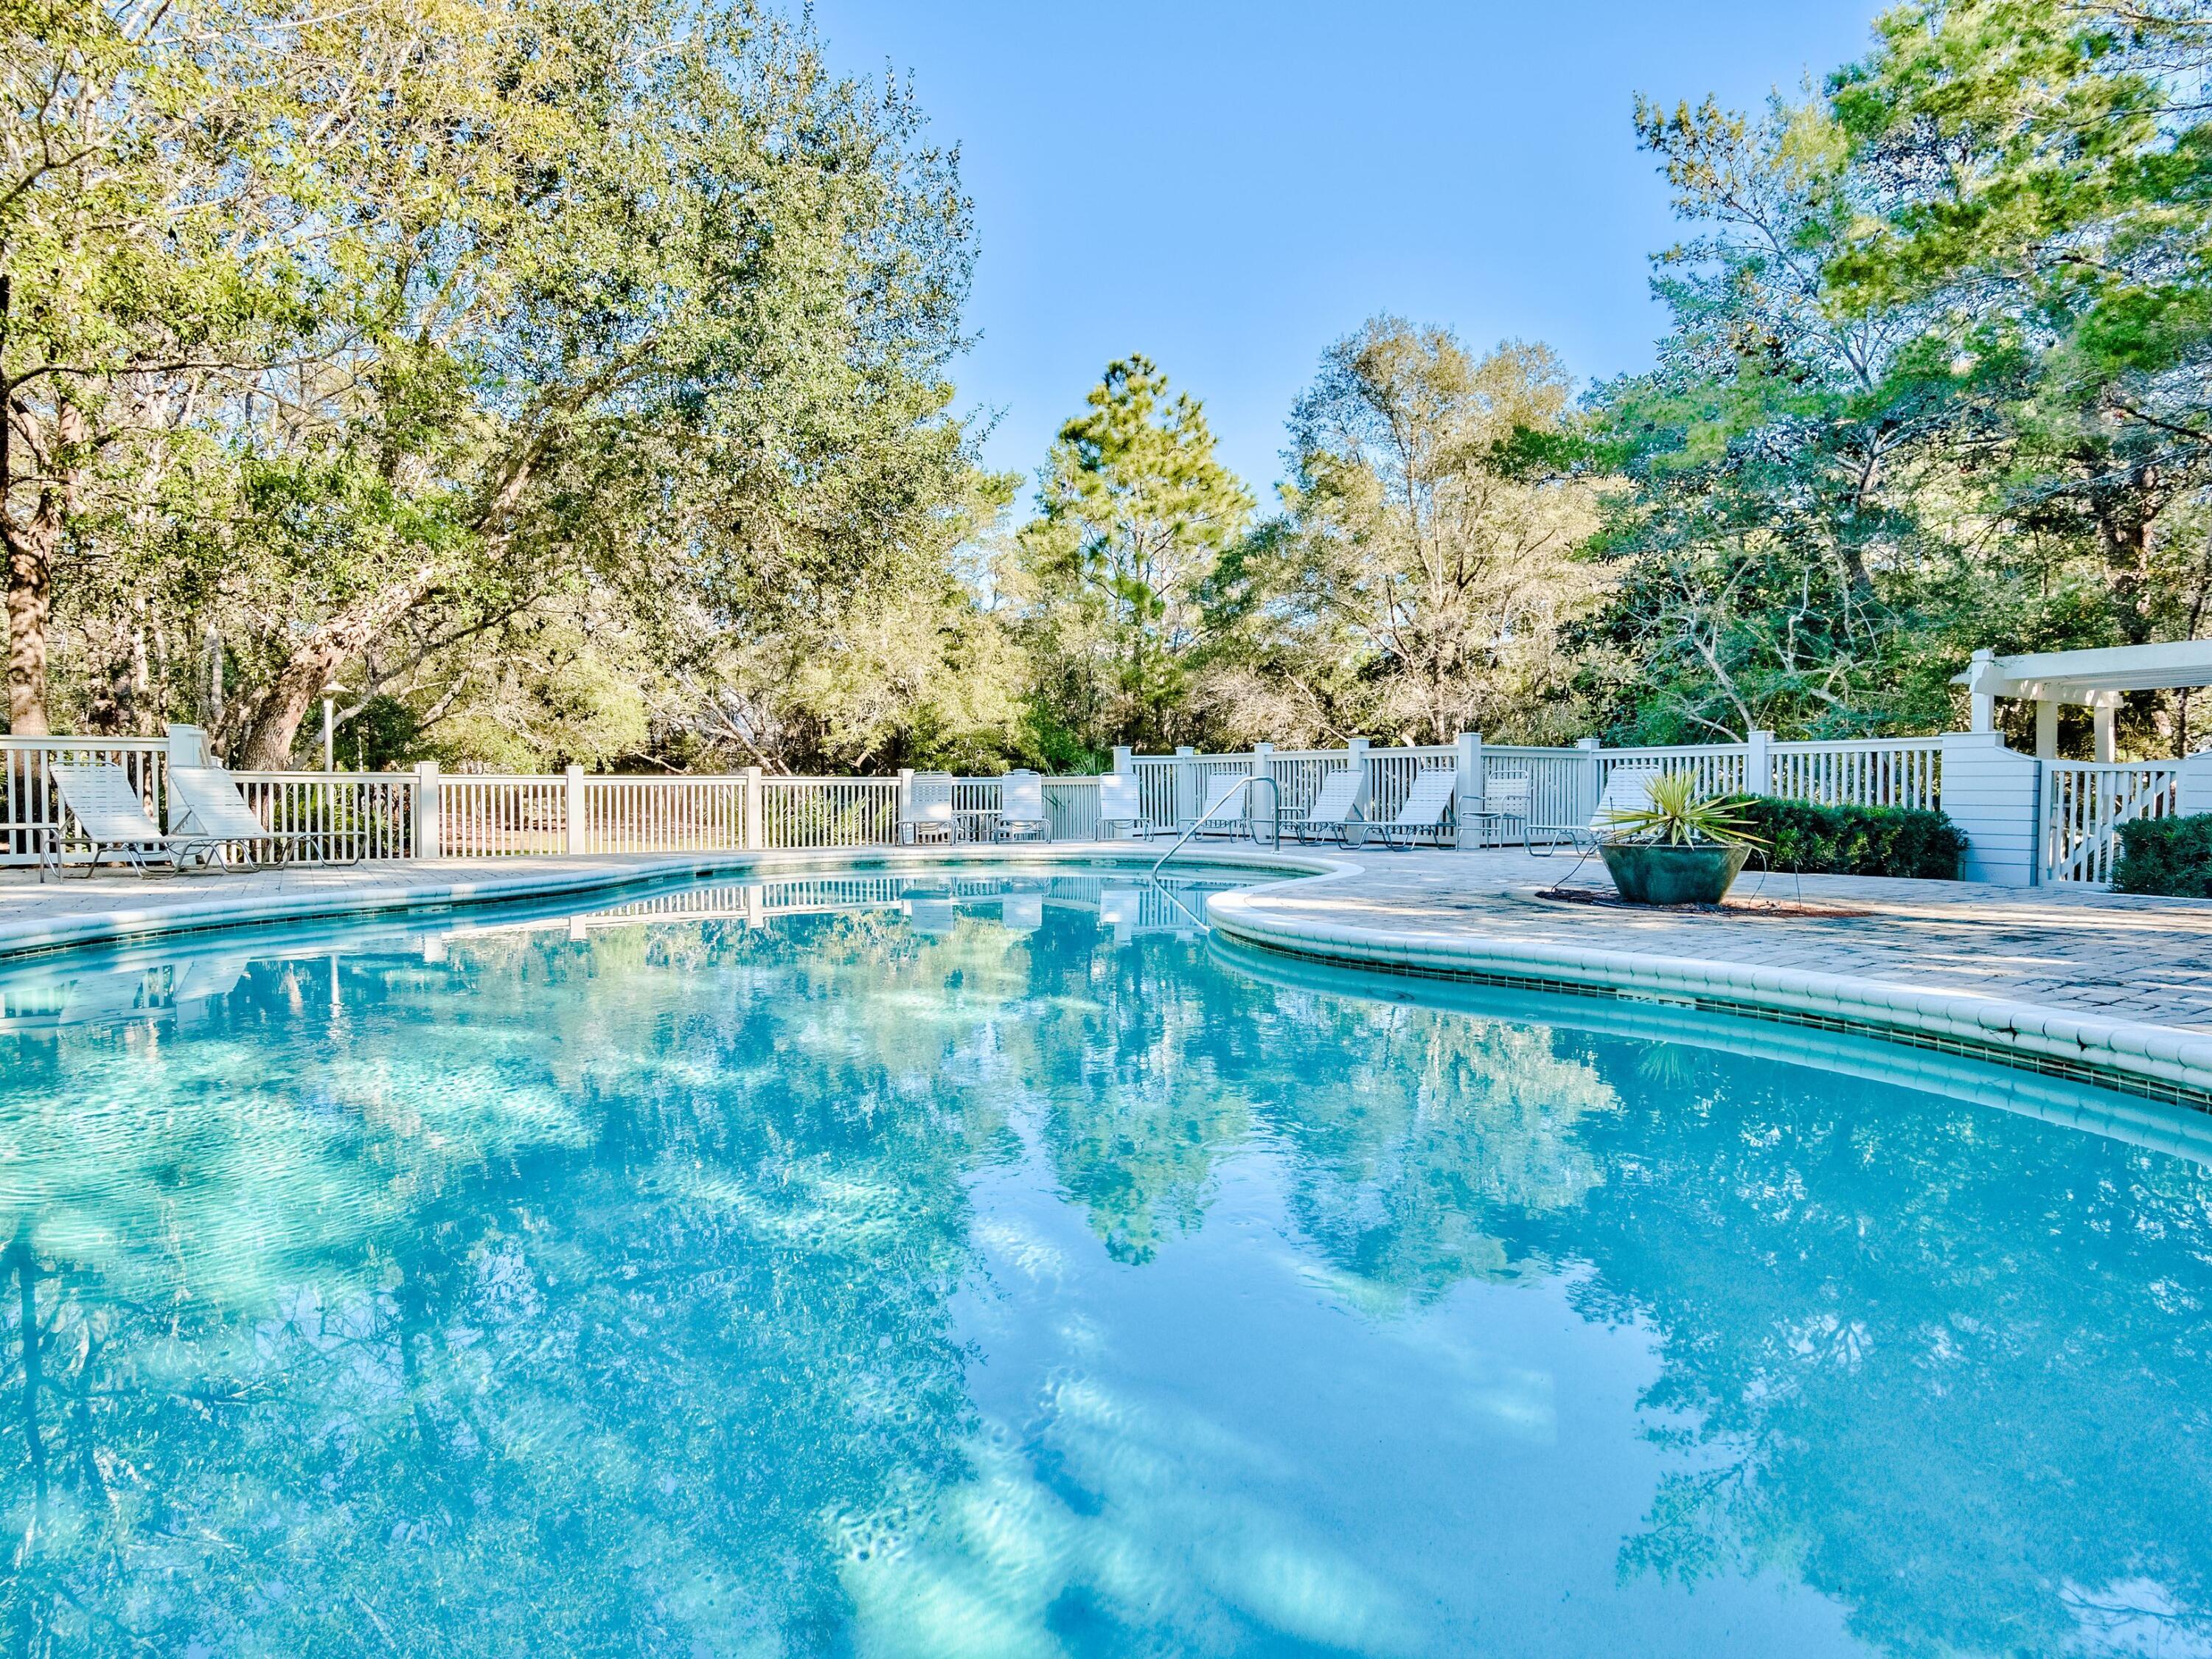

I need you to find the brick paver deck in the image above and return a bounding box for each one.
[1226,847,2212,1034]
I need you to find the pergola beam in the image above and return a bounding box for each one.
[1956,643,2212,759]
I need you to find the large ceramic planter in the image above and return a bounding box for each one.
[1598,841,1750,905]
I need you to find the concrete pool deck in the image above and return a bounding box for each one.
[6,843,2211,1102]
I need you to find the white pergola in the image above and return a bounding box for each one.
[1955,641,2212,761]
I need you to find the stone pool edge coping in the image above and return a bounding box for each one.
[8,844,2205,1108]
[1206,872,2212,1108]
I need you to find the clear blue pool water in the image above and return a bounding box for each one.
[0,867,2208,1657]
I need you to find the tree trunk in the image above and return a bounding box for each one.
[2,501,57,735]
[3,389,82,736]
[2094,470,2160,646]
[229,564,438,767]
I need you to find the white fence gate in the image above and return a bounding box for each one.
[2041,762,2181,886]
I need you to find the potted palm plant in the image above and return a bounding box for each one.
[1598,772,1765,905]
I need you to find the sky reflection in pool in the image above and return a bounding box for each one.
[0,869,2207,1656]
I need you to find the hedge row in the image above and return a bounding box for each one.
[1737,797,1967,880]
[2114,813,2212,897]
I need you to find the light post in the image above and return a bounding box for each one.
[321,683,350,772]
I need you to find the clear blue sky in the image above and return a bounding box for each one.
[809,0,1885,502]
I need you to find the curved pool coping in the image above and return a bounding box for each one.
[1205,865,2212,1110]
[6,843,2206,1110]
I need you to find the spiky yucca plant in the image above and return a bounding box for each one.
[1599,771,1766,849]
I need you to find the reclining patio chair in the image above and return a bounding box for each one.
[1290,768,1369,846]
[40,760,227,880]
[995,771,1051,842]
[1097,772,1152,840]
[1373,767,1461,849]
[167,765,361,869]
[900,771,957,844]
[1531,765,1665,857]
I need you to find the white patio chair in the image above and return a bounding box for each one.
[1463,773,1532,849]
[1290,768,1369,846]
[901,771,957,844]
[41,761,226,880]
[167,766,361,869]
[1530,764,1664,857]
[995,771,1051,842]
[1097,772,1150,840]
[1373,767,1461,849]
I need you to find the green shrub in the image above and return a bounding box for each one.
[2114,813,2212,897]
[1739,797,1966,880]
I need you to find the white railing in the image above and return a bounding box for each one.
[439,774,568,858]
[1,735,170,866]
[1480,747,1596,844]
[1040,776,1101,841]
[15,724,2146,889]
[1601,743,1750,799]
[1770,738,1942,812]
[228,771,417,860]
[2042,762,2180,886]
[582,775,748,855]
[757,777,900,849]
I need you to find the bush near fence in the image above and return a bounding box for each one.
[2113,813,2212,897]
[1742,799,1966,880]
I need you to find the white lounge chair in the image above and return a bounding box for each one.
[1532,764,1663,856]
[1097,773,1150,839]
[1463,773,1531,849]
[901,771,957,844]
[1374,768,1460,849]
[995,771,1051,841]
[41,761,226,880]
[1290,768,1369,846]
[167,765,360,868]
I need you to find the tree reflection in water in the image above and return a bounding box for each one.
[0,873,2203,1656]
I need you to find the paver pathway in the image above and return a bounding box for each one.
[1234,847,2212,1034]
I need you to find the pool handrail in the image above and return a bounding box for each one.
[1152,776,1281,874]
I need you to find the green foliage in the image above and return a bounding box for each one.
[2114,812,2212,897]
[1207,320,1606,746]
[1599,772,1765,848]
[1013,356,1251,753]
[344,695,422,771]
[4,0,992,770]
[1585,1,2212,754]
[1740,797,1967,879]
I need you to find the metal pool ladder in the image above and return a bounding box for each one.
[1151,776,1281,875]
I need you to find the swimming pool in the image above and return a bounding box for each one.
[1,867,2207,1655]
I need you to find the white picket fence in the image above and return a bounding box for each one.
[3,724,2199,888]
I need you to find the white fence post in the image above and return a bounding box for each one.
[1175,745,1197,827]
[412,760,441,860]
[1455,731,1483,849]
[896,768,914,845]
[1745,729,1772,796]
[165,723,206,770]
[742,767,764,849]
[1111,744,1133,776]
[1574,737,1601,825]
[2180,750,2212,818]
[564,765,586,855]
[1938,731,2038,886]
